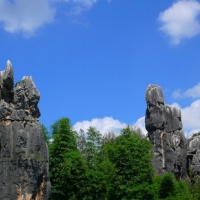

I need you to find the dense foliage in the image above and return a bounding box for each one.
[47,117,200,200]
[49,118,86,200]
[101,127,154,199]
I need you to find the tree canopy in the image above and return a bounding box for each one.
[47,118,198,200]
[49,117,85,200]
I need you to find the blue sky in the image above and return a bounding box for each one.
[0,0,200,137]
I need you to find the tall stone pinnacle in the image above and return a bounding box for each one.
[145,84,188,180]
[0,60,51,199]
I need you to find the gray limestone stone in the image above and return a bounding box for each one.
[0,61,50,199]
[145,84,164,105]
[145,84,188,180]
[187,135,200,178]
[145,103,165,132]
[0,60,14,103]
[165,105,182,133]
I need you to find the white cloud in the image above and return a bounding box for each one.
[173,82,200,99]
[170,102,181,109]
[133,116,147,135]
[0,0,55,36]
[73,117,126,135]
[170,100,200,137]
[158,0,200,44]
[184,82,200,98]
[181,100,200,136]
[0,0,112,35]
[73,116,148,136]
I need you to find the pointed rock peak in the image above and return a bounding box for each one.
[22,76,36,88]
[5,60,14,77]
[22,76,33,81]
[6,60,12,68]
[1,60,14,91]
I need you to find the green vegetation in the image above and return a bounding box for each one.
[49,118,86,200]
[152,173,191,200]
[47,117,200,200]
[101,127,154,200]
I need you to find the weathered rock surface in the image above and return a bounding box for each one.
[187,134,200,179]
[0,61,50,199]
[145,84,188,180]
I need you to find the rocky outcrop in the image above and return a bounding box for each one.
[0,61,50,199]
[187,134,200,179]
[145,84,188,180]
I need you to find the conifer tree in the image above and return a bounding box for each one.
[49,117,85,200]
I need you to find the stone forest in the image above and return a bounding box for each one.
[0,60,200,199]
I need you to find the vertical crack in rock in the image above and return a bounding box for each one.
[0,60,51,199]
[145,84,188,180]
[160,131,165,169]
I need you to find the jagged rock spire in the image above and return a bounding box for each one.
[0,60,51,199]
[0,60,14,103]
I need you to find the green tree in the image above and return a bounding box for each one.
[78,127,107,199]
[189,178,200,200]
[49,117,85,200]
[102,127,154,200]
[77,129,87,156]
[152,173,192,200]
[158,173,176,199]
[84,127,102,168]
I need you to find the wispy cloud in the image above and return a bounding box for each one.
[184,82,200,98]
[57,0,97,15]
[173,82,200,99]
[158,0,200,44]
[0,0,55,36]
[172,89,182,99]
[0,0,109,36]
